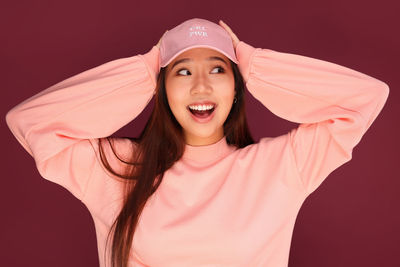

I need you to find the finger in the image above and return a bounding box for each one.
[219,20,234,35]
[157,30,169,47]
[219,20,239,41]
[219,20,231,34]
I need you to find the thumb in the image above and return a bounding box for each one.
[156,30,168,49]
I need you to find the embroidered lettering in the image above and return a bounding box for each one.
[188,25,208,38]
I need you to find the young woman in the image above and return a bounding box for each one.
[5,18,389,267]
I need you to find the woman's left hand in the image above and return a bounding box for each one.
[218,20,240,49]
[156,30,168,49]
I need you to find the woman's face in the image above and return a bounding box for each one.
[165,47,235,146]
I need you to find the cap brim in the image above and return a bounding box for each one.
[160,44,239,68]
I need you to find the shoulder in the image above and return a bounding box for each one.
[237,133,289,155]
[231,133,292,167]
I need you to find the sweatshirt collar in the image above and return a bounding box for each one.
[182,136,235,164]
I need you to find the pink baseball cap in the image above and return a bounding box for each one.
[159,18,239,68]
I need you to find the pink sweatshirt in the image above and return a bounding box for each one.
[5,40,389,267]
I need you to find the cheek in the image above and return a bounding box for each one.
[220,85,236,104]
[219,77,235,98]
[166,87,186,116]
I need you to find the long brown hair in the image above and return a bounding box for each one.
[97,59,254,267]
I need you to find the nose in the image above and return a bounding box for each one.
[190,72,213,95]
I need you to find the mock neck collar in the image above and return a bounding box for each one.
[182,136,235,164]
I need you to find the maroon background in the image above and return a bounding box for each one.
[1,0,399,266]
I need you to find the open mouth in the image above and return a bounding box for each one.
[187,104,216,119]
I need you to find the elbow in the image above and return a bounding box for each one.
[5,108,18,131]
[5,106,25,138]
[372,80,390,100]
[5,102,26,128]
[362,79,390,112]
[361,74,390,99]
[380,81,390,100]
[374,81,390,112]
[357,80,390,134]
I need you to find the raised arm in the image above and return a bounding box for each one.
[5,45,160,201]
[235,41,389,195]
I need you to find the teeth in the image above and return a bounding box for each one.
[188,104,215,111]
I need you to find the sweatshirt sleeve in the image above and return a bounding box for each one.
[5,45,161,201]
[235,41,390,195]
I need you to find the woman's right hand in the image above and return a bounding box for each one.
[156,30,168,49]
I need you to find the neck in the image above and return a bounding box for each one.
[182,136,236,164]
[184,129,224,146]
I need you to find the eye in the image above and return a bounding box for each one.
[177,69,190,76]
[211,65,226,74]
[176,65,226,76]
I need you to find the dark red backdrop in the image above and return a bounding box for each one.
[1,0,399,266]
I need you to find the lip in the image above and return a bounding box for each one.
[187,101,216,107]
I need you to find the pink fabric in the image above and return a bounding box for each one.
[159,18,239,67]
[5,40,389,267]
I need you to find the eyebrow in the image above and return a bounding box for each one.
[170,56,228,70]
